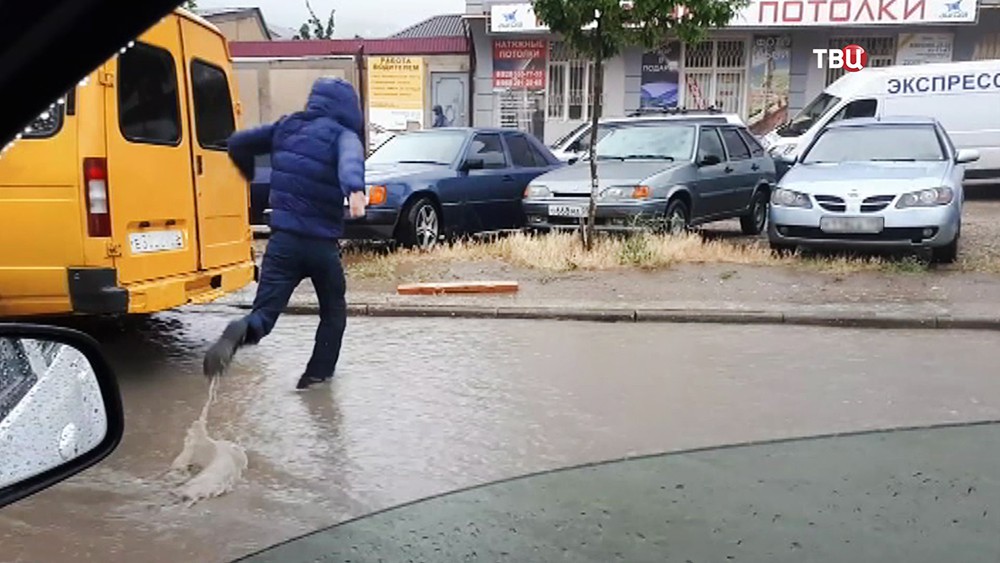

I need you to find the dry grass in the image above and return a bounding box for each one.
[341,231,962,278]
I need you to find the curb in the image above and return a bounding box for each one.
[223,302,1000,331]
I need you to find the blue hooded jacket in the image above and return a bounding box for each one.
[227,77,365,240]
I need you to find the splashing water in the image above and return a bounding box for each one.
[166,377,248,505]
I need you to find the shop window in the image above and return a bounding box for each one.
[974,33,1000,60]
[682,40,747,116]
[547,41,602,121]
[825,37,895,86]
[498,90,546,141]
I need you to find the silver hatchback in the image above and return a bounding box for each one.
[768,117,979,263]
[524,122,777,235]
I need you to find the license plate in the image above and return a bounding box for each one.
[548,204,586,218]
[129,230,184,254]
[819,216,884,234]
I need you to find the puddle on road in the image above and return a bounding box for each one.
[165,376,248,505]
[8,311,1000,563]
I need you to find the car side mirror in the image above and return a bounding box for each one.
[0,324,123,509]
[776,153,798,165]
[956,149,980,164]
[460,158,485,172]
[698,154,722,167]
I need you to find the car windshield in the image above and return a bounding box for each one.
[801,125,946,163]
[594,124,695,161]
[367,131,466,165]
[551,122,592,149]
[776,92,841,137]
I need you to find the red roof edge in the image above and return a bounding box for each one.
[230,37,470,58]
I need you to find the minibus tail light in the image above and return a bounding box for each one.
[83,158,111,237]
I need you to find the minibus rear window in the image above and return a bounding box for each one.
[22,98,65,139]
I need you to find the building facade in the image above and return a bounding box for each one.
[465,0,1000,143]
[229,31,471,150]
[197,7,273,41]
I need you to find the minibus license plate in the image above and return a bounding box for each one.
[129,230,184,254]
[819,216,883,234]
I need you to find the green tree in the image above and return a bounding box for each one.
[293,0,336,40]
[531,0,746,249]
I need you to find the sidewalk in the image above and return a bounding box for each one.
[204,260,1000,330]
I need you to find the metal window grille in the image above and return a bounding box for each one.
[683,40,747,115]
[546,43,601,121]
[825,36,896,85]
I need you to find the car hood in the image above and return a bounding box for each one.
[242,422,1000,562]
[365,162,455,184]
[531,161,683,194]
[781,161,950,195]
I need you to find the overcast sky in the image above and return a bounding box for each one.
[197,0,465,38]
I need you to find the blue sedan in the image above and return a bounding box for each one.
[250,128,562,248]
[351,128,562,248]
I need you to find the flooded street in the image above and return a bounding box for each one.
[4,311,1000,562]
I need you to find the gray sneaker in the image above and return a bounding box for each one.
[203,318,248,376]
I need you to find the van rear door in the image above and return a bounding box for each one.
[0,96,83,315]
[104,20,199,285]
[179,18,251,270]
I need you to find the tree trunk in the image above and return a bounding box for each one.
[584,24,604,251]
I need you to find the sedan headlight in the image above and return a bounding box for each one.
[600,185,650,200]
[771,188,812,208]
[524,184,551,198]
[895,187,954,208]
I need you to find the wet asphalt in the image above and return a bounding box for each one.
[3,310,1000,562]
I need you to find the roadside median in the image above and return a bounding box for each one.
[197,212,1000,331]
[193,300,1000,331]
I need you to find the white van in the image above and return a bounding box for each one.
[762,60,1000,184]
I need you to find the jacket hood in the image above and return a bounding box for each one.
[305,77,364,138]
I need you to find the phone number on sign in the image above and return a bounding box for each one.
[494,71,545,89]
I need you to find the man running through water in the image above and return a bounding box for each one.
[204,77,366,389]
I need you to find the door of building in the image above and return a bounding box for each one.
[431,72,468,127]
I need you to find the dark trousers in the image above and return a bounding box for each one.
[244,230,347,380]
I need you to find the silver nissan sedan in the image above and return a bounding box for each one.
[768,116,979,263]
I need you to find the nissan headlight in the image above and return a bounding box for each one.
[524,184,551,199]
[895,187,954,208]
[771,188,812,208]
[600,185,650,201]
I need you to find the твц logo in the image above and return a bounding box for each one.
[812,44,868,72]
